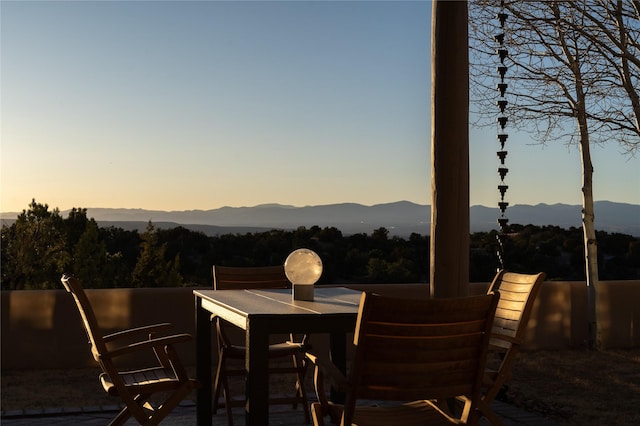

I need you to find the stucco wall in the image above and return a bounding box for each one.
[2,280,638,370]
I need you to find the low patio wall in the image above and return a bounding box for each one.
[2,280,638,370]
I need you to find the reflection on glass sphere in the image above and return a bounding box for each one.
[284,249,323,285]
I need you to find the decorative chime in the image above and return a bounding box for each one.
[496,1,509,269]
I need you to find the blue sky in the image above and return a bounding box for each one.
[1,0,638,214]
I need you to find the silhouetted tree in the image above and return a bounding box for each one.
[158,226,214,286]
[0,200,70,289]
[64,207,90,253]
[72,219,109,288]
[131,222,182,287]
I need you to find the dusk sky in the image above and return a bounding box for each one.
[2,1,638,214]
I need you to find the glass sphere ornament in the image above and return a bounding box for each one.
[284,248,322,301]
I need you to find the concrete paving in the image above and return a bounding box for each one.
[1,399,559,425]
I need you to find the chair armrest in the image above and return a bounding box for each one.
[288,333,311,348]
[103,323,174,343]
[101,333,193,360]
[307,352,351,425]
[306,353,349,392]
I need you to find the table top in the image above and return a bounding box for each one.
[194,287,362,330]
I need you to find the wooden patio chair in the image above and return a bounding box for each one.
[60,274,198,426]
[307,291,500,426]
[212,265,311,425]
[471,270,546,425]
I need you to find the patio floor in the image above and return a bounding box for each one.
[1,399,558,425]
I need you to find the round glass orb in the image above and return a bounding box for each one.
[284,249,323,285]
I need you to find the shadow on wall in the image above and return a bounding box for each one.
[597,281,639,348]
[1,288,198,370]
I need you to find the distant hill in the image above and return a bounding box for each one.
[1,201,638,237]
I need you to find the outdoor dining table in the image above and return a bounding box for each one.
[193,286,362,426]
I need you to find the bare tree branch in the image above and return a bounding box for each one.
[468,0,640,350]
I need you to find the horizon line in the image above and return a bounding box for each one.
[1,199,638,216]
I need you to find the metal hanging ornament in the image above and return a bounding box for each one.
[496,0,509,269]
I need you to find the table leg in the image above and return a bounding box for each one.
[196,298,212,426]
[246,319,269,425]
[329,331,347,404]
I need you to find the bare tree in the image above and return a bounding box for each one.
[469,1,639,349]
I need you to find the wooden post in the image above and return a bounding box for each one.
[430,0,470,298]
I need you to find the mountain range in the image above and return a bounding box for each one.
[2,201,638,237]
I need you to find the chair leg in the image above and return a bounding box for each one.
[222,377,234,426]
[293,352,311,423]
[216,350,310,425]
[112,393,152,426]
[289,335,303,410]
[292,352,302,409]
[213,353,225,414]
[213,351,235,426]
[311,402,327,426]
[480,405,506,426]
[146,383,195,426]
[109,406,133,426]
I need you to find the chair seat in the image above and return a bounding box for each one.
[314,400,468,426]
[100,368,190,396]
[225,341,308,359]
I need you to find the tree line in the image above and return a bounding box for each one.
[1,200,638,290]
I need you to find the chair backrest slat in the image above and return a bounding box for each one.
[61,274,107,360]
[487,270,546,345]
[213,265,290,290]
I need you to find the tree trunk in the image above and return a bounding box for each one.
[551,0,600,350]
[579,113,600,349]
[576,53,599,351]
